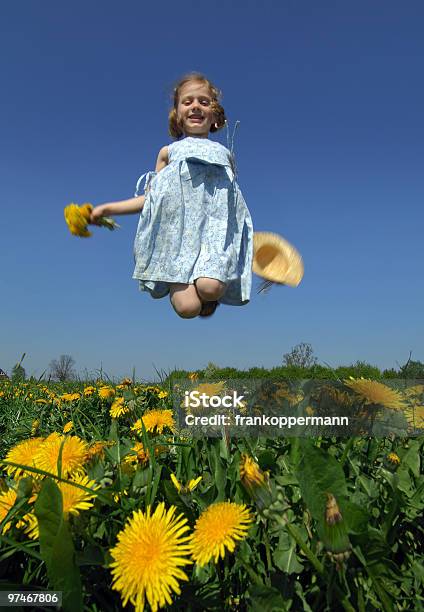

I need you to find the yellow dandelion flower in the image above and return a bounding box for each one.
[273,385,291,400]
[124,443,165,467]
[170,474,202,494]
[60,392,81,402]
[404,385,424,398]
[113,489,129,503]
[330,387,355,406]
[4,437,45,479]
[405,404,424,429]
[124,442,150,467]
[98,386,115,400]
[110,397,130,419]
[239,455,271,510]
[157,390,168,399]
[121,378,133,387]
[84,386,96,396]
[34,399,48,405]
[64,203,93,237]
[132,410,175,435]
[109,503,192,612]
[85,441,107,462]
[183,382,226,415]
[344,378,406,410]
[240,455,267,489]
[387,452,401,465]
[58,474,100,517]
[63,421,74,434]
[188,372,198,381]
[34,432,88,477]
[193,382,226,397]
[288,392,304,406]
[190,502,253,566]
[0,488,17,534]
[17,512,39,540]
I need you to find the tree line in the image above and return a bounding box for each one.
[3,344,424,382]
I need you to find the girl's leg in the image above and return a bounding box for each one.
[195,277,227,302]
[169,283,202,318]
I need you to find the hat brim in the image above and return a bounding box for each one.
[252,232,304,287]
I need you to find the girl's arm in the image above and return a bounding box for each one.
[90,195,145,223]
[90,146,169,223]
[155,146,169,172]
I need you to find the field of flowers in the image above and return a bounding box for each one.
[0,376,423,611]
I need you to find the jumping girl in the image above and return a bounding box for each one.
[90,72,253,318]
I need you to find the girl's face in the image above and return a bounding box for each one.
[176,81,216,138]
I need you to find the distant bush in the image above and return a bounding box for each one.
[163,359,424,384]
[399,359,424,380]
[334,360,382,380]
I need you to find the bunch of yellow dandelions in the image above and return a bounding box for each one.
[64,203,119,238]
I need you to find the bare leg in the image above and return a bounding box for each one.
[169,283,202,318]
[195,277,227,302]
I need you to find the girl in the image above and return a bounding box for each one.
[90,72,253,318]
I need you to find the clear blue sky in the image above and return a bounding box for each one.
[1,1,423,381]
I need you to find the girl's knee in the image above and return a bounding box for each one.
[195,278,226,301]
[170,293,202,318]
[176,303,202,318]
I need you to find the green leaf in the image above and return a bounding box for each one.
[209,441,226,502]
[76,544,106,566]
[108,419,119,442]
[34,479,83,612]
[273,531,304,574]
[257,450,276,472]
[397,468,414,497]
[294,581,314,612]
[296,440,348,522]
[163,478,183,507]
[399,440,421,477]
[275,475,299,487]
[357,474,379,498]
[296,442,353,553]
[150,464,162,506]
[248,584,289,612]
[339,500,369,535]
[132,466,149,489]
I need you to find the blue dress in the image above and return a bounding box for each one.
[132,136,253,305]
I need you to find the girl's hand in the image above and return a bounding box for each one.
[90,204,108,225]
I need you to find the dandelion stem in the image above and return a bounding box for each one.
[339,437,355,467]
[283,522,355,612]
[284,522,324,574]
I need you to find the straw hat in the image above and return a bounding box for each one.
[252,232,304,288]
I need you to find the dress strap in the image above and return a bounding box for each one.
[134,170,157,197]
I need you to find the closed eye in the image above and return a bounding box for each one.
[183,98,211,105]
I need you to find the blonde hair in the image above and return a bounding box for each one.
[168,72,226,139]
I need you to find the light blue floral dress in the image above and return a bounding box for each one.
[132,136,253,305]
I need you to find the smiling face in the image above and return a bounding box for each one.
[176,80,217,138]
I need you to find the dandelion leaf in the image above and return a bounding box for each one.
[296,441,355,550]
[296,440,348,521]
[210,440,227,502]
[34,478,83,612]
[248,584,288,611]
[273,531,304,574]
